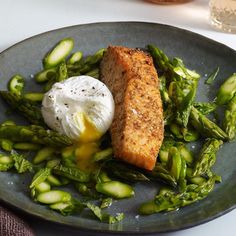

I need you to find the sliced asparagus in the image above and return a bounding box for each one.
[8,74,24,95]
[96,181,134,199]
[24,93,44,102]
[37,190,72,204]
[216,73,236,105]
[44,38,74,69]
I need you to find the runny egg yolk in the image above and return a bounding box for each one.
[74,112,102,143]
[73,112,102,172]
[75,142,99,172]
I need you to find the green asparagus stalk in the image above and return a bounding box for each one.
[0,124,72,147]
[52,164,90,182]
[193,139,223,176]
[56,61,68,82]
[104,160,150,182]
[168,147,182,181]
[193,102,217,115]
[223,95,236,140]
[43,38,74,69]
[0,91,45,126]
[147,163,178,188]
[216,73,236,105]
[0,154,14,171]
[190,107,228,140]
[139,176,218,215]
[67,48,105,75]
[148,45,200,127]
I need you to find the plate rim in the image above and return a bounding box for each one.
[0,21,236,234]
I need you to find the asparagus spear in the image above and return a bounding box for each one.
[104,160,149,182]
[56,61,68,82]
[139,176,218,215]
[193,102,217,115]
[0,91,45,126]
[168,147,182,181]
[223,95,236,140]
[216,73,236,105]
[193,139,223,176]
[190,107,228,140]
[147,163,178,188]
[0,124,72,147]
[52,164,90,182]
[148,45,200,127]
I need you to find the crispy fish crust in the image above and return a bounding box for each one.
[100,46,164,170]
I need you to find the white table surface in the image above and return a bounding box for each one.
[0,0,235,235]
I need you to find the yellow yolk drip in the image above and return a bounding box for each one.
[75,142,99,172]
[72,113,103,172]
[74,112,102,143]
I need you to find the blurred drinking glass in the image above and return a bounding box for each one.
[146,0,192,4]
[209,0,236,33]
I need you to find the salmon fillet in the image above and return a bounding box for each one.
[100,46,164,171]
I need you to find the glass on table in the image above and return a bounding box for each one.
[146,0,193,4]
[209,0,236,33]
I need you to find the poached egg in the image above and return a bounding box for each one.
[41,75,115,143]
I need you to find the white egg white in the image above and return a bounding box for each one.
[41,76,115,142]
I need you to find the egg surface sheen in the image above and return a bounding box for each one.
[42,76,115,142]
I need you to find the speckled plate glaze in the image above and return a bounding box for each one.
[0,22,236,234]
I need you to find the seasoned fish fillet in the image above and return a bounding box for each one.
[100,46,164,171]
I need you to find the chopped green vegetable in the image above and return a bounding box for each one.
[33,147,55,164]
[168,147,182,181]
[37,190,72,204]
[13,142,41,150]
[193,139,223,176]
[56,61,68,82]
[92,148,113,162]
[101,198,113,209]
[11,151,33,173]
[139,176,218,215]
[223,95,236,140]
[67,51,83,64]
[8,74,24,95]
[216,73,236,105]
[35,181,51,193]
[44,38,74,69]
[0,91,45,126]
[52,164,90,182]
[0,154,14,171]
[193,102,217,115]
[86,202,124,224]
[24,93,44,102]
[190,107,228,140]
[35,67,57,83]
[0,139,13,151]
[96,181,134,199]
[205,67,219,85]
[0,124,72,147]
[104,160,149,182]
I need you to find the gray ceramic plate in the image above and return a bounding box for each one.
[0,22,236,234]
